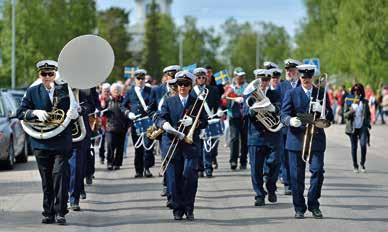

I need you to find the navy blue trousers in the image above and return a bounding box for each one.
[249,145,280,199]
[279,133,290,187]
[131,127,155,173]
[69,144,87,205]
[288,151,325,213]
[166,146,199,214]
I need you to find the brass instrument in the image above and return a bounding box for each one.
[301,73,330,162]
[72,89,87,142]
[159,88,209,176]
[244,79,283,132]
[146,82,178,140]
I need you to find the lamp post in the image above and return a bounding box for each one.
[11,0,16,89]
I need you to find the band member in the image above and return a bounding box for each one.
[223,67,249,170]
[104,83,129,170]
[156,71,208,220]
[270,68,282,90]
[68,88,96,211]
[277,58,302,195]
[121,69,157,177]
[281,64,333,219]
[246,69,281,206]
[16,60,78,225]
[344,83,371,173]
[152,65,180,197]
[192,67,222,177]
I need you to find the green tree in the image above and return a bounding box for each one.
[142,0,162,80]
[97,7,131,82]
[158,14,179,74]
[0,0,96,88]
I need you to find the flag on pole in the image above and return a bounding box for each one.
[214,70,230,85]
[182,64,197,73]
[124,66,138,79]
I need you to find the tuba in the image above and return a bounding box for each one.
[244,79,283,132]
[21,35,114,140]
[71,89,87,142]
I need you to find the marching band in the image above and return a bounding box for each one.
[15,35,340,225]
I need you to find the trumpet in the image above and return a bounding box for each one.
[301,73,331,162]
[159,88,209,176]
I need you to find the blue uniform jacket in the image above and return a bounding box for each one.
[156,95,208,159]
[73,88,97,148]
[246,89,281,146]
[120,85,156,124]
[190,85,221,114]
[280,86,334,152]
[16,83,72,153]
[277,80,300,135]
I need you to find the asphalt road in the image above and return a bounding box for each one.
[0,124,387,232]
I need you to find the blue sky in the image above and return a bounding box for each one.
[96,0,306,37]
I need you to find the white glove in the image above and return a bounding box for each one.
[290,117,302,127]
[179,115,193,127]
[162,122,185,140]
[249,103,275,113]
[67,107,79,120]
[266,104,276,112]
[216,109,224,117]
[128,112,137,120]
[311,102,322,113]
[233,97,244,103]
[32,110,49,121]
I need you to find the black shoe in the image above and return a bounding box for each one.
[144,168,153,178]
[134,172,143,178]
[107,165,113,170]
[198,171,204,177]
[186,211,194,221]
[41,216,55,224]
[311,208,323,219]
[69,204,81,211]
[212,160,218,169]
[80,193,86,200]
[230,162,237,170]
[114,165,121,170]
[166,200,173,209]
[268,193,277,203]
[294,211,305,219]
[86,176,93,185]
[205,170,213,178]
[284,186,292,195]
[240,164,247,170]
[254,197,265,206]
[55,216,66,225]
[160,187,167,197]
[173,211,184,220]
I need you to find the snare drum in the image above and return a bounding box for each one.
[134,116,153,135]
[204,118,225,139]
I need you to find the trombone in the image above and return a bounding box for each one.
[159,88,209,176]
[301,73,331,162]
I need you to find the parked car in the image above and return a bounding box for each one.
[0,91,28,169]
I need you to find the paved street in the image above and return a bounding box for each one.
[1,125,387,232]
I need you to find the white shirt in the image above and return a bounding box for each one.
[134,85,144,92]
[179,95,188,107]
[301,85,313,99]
[352,101,364,129]
[45,83,55,104]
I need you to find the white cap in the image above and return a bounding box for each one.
[263,61,279,70]
[253,69,267,77]
[134,69,147,76]
[175,70,195,85]
[36,60,58,71]
[163,65,181,73]
[269,68,282,76]
[193,67,207,76]
[284,58,302,68]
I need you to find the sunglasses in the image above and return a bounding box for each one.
[261,77,271,82]
[196,75,207,79]
[177,82,191,87]
[135,76,145,80]
[301,75,313,79]
[40,72,55,77]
